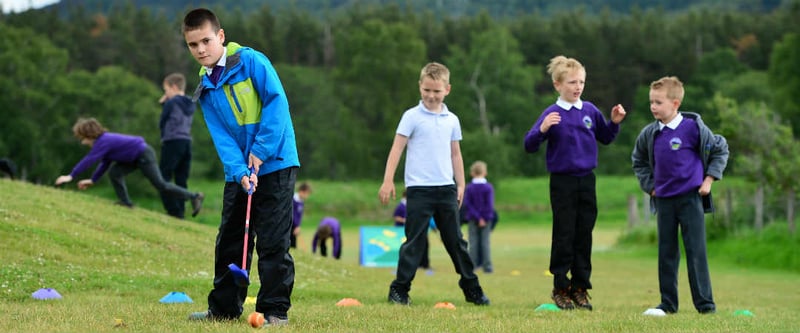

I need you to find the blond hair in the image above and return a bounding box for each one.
[470,160,487,177]
[547,55,585,83]
[72,117,107,140]
[420,62,450,85]
[650,76,685,102]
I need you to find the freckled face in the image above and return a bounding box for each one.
[184,22,225,68]
[554,69,585,103]
[419,77,450,112]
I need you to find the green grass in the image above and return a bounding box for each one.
[1,178,797,332]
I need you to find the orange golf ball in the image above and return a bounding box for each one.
[248,312,264,328]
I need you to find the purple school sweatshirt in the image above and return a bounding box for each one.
[524,101,619,176]
[69,132,147,182]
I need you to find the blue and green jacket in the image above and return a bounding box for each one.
[193,42,299,182]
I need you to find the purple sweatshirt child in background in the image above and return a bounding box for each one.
[55,118,204,216]
[312,216,342,259]
[291,182,312,248]
[524,55,626,311]
[462,160,495,274]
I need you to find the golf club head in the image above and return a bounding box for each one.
[228,263,250,287]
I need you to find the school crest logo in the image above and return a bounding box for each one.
[582,116,593,129]
[670,137,682,151]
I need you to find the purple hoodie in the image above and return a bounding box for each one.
[312,217,342,259]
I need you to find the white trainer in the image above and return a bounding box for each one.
[643,308,667,317]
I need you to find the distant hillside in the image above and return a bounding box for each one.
[48,0,784,17]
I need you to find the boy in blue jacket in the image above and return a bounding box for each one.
[182,8,299,327]
[633,76,728,316]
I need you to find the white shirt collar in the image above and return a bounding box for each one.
[419,101,450,116]
[204,47,228,75]
[471,177,488,184]
[293,192,303,202]
[658,112,683,130]
[556,98,583,111]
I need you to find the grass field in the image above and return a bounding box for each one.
[1,178,798,332]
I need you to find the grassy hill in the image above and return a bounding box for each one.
[1,178,798,332]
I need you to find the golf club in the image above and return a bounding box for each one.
[228,168,254,287]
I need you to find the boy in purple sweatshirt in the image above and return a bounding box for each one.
[632,76,728,316]
[524,55,626,310]
[55,117,204,216]
[462,160,495,274]
[311,217,342,259]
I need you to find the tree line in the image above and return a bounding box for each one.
[1,1,798,231]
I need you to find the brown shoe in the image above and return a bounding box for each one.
[570,287,593,310]
[551,288,575,310]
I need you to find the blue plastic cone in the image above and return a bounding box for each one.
[32,288,62,300]
[159,291,193,304]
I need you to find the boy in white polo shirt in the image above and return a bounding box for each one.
[378,62,490,306]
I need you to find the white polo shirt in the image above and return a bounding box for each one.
[396,101,462,187]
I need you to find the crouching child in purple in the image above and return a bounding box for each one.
[524,55,626,310]
[55,117,204,216]
[312,217,342,259]
[632,76,728,315]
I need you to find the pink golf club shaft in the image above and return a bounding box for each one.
[241,181,253,270]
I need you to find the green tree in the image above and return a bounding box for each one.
[769,33,800,136]
[444,25,538,177]
[716,95,799,232]
[333,19,426,178]
[0,24,70,183]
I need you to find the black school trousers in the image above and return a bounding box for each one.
[207,167,297,319]
[549,173,597,291]
[391,185,480,292]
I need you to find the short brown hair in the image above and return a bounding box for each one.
[420,62,450,85]
[298,182,312,193]
[72,118,107,140]
[650,76,685,102]
[163,73,186,91]
[182,8,220,34]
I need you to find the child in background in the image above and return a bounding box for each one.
[524,55,626,310]
[158,72,195,219]
[378,62,489,306]
[632,76,728,316]
[54,117,204,216]
[311,217,342,259]
[292,182,313,249]
[462,160,495,274]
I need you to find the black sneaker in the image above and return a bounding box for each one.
[187,310,221,321]
[114,201,134,209]
[464,286,490,305]
[570,287,593,310]
[388,286,410,305]
[191,192,204,217]
[698,307,716,314]
[551,288,575,310]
